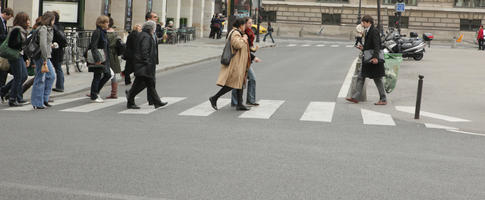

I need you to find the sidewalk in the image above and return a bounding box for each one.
[361,46,485,133]
[15,38,275,100]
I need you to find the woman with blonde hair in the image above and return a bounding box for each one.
[88,15,111,103]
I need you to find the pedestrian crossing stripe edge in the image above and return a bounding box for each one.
[119,97,186,114]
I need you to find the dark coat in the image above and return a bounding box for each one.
[0,17,8,43]
[123,30,139,74]
[361,25,385,79]
[51,23,67,63]
[133,29,158,78]
[89,27,110,73]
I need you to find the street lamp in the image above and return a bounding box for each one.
[256,0,262,42]
[357,0,362,24]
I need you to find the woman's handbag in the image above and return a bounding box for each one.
[0,57,10,71]
[220,30,236,65]
[41,62,49,73]
[363,49,385,64]
[0,32,20,60]
[87,49,106,64]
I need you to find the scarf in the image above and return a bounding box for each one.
[245,28,255,48]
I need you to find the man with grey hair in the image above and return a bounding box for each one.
[126,20,167,109]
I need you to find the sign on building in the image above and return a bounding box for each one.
[396,3,405,12]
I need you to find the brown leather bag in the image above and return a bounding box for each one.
[41,62,49,73]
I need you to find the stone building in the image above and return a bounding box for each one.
[4,0,217,37]
[262,0,485,41]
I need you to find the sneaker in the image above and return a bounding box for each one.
[52,88,64,92]
[92,97,104,103]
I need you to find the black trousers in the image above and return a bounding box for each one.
[90,71,111,100]
[213,86,243,106]
[0,70,8,87]
[479,39,484,50]
[127,76,162,105]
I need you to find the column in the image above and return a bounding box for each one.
[188,0,193,27]
[84,0,104,30]
[166,0,181,28]
[8,0,39,26]
[111,0,126,30]
[193,0,205,38]
[132,0,147,27]
[176,0,181,28]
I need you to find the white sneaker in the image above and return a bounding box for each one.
[92,97,104,103]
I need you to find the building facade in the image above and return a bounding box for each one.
[5,0,217,37]
[262,0,485,41]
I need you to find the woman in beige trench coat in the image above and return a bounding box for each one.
[209,18,251,111]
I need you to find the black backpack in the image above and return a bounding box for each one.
[23,30,40,59]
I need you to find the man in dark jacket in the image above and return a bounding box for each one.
[126,21,167,109]
[122,24,141,85]
[0,8,14,88]
[346,15,387,105]
[51,11,67,92]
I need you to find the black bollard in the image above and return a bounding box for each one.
[415,75,424,119]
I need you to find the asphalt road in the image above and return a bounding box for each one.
[1,41,485,200]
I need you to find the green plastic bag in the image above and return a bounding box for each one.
[383,53,403,93]
[0,31,20,60]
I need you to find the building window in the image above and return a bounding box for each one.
[383,0,417,6]
[455,0,485,7]
[321,14,341,25]
[261,11,277,22]
[460,19,481,31]
[317,0,349,3]
[388,16,409,28]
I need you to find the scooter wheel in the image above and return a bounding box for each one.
[413,54,423,61]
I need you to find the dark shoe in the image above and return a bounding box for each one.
[209,97,218,110]
[127,103,140,109]
[236,105,250,111]
[0,94,5,103]
[8,101,22,107]
[18,100,27,104]
[44,102,52,107]
[246,102,259,106]
[154,101,168,109]
[345,98,359,104]
[52,88,64,92]
[148,102,154,106]
[33,106,45,110]
[374,101,387,105]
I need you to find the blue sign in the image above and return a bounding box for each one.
[396,3,405,12]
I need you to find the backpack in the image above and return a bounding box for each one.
[23,30,40,59]
[115,38,125,56]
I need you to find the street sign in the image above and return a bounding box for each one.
[396,3,405,12]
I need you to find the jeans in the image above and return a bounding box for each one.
[352,75,387,101]
[263,32,274,43]
[31,59,55,107]
[231,67,256,105]
[6,57,27,102]
[52,58,64,90]
[90,70,111,100]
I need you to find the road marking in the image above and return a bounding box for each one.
[300,102,335,122]
[301,44,311,47]
[119,97,186,115]
[287,44,297,47]
[395,106,470,122]
[338,57,358,98]
[346,45,355,48]
[61,98,126,113]
[179,98,230,116]
[239,100,285,119]
[424,123,458,130]
[447,129,485,137]
[316,44,326,47]
[0,181,172,200]
[3,97,85,111]
[331,44,339,47]
[361,109,396,126]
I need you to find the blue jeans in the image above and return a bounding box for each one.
[7,57,28,102]
[231,67,256,105]
[31,59,55,107]
[52,58,64,90]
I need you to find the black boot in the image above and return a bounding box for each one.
[235,89,250,111]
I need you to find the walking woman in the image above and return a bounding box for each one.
[106,17,122,99]
[89,15,111,103]
[3,12,30,107]
[209,18,251,111]
[263,21,275,43]
[31,11,56,109]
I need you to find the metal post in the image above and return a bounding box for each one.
[377,0,382,33]
[256,0,261,42]
[414,75,424,119]
[357,0,362,24]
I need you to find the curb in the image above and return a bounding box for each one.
[49,43,276,99]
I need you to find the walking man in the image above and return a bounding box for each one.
[263,21,275,43]
[346,15,387,106]
[126,21,167,109]
[0,8,14,88]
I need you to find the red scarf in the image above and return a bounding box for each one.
[245,28,255,47]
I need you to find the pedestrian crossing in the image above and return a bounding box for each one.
[1,96,466,128]
[283,44,355,48]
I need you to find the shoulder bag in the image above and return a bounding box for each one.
[87,49,106,64]
[220,30,237,65]
[363,49,385,64]
[0,57,9,71]
[0,30,20,60]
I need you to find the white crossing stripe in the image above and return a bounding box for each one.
[61,98,126,113]
[301,44,311,47]
[300,102,335,122]
[119,97,186,115]
[338,57,358,98]
[330,44,339,47]
[239,100,285,119]
[3,97,85,111]
[395,106,470,122]
[361,109,396,126]
[424,123,458,130]
[287,44,297,47]
[346,45,355,48]
[316,44,326,47]
[179,98,230,116]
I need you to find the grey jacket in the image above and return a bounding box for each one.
[38,25,54,61]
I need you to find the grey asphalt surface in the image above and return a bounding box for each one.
[1,41,485,200]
